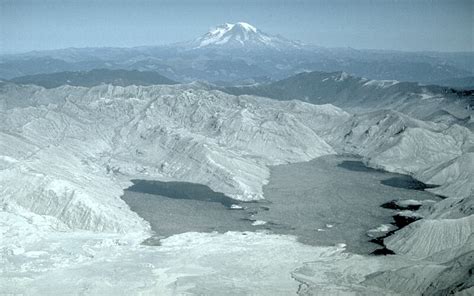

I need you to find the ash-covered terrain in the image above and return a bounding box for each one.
[1,22,473,295]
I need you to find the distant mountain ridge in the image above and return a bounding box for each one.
[9,69,177,88]
[0,22,472,84]
[221,70,473,125]
[7,68,473,128]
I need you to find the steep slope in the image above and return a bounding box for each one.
[416,152,474,199]
[327,110,471,174]
[361,218,474,295]
[384,216,474,260]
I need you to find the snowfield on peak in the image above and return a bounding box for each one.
[192,22,303,50]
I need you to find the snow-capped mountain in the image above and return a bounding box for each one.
[190,22,303,50]
[2,25,472,84]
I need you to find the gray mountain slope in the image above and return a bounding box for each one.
[222,71,473,122]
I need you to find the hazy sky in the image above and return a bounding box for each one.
[1,0,472,54]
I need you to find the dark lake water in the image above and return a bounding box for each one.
[121,155,440,253]
[127,180,238,207]
[122,180,264,244]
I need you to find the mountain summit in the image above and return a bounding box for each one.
[192,22,303,50]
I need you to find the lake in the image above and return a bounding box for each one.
[121,155,440,253]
